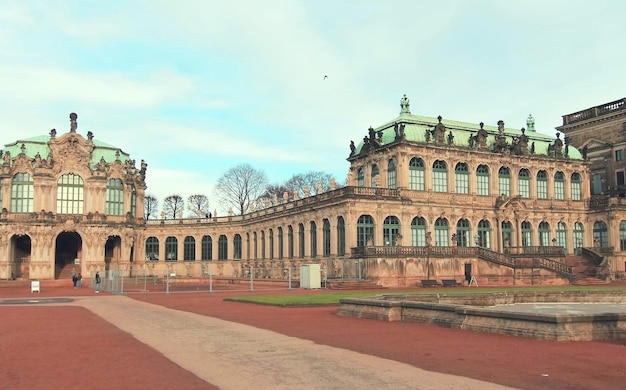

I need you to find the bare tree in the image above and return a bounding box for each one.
[162,194,185,219]
[144,194,159,220]
[285,171,337,198]
[187,194,210,218]
[214,164,268,215]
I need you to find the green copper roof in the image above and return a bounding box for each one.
[353,112,583,160]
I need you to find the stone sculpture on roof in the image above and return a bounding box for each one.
[400,94,411,114]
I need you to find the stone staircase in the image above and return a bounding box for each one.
[326,279,387,290]
[564,255,609,285]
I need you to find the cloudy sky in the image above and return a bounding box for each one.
[1,0,625,214]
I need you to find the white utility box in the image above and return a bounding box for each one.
[300,264,321,289]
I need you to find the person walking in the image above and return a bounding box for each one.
[76,272,82,288]
[71,268,77,288]
[94,271,101,293]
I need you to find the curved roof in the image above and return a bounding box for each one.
[3,133,131,167]
[353,112,583,160]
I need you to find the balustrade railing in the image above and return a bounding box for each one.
[533,258,574,276]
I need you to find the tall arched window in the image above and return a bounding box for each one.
[234,234,242,260]
[620,221,626,251]
[382,216,400,246]
[453,219,469,247]
[145,237,159,261]
[476,165,490,196]
[261,231,266,260]
[477,220,491,248]
[554,171,565,200]
[357,215,375,247]
[432,160,448,192]
[298,223,305,258]
[371,165,379,188]
[106,178,124,215]
[57,173,84,214]
[573,222,584,254]
[310,221,317,258]
[501,220,513,247]
[288,225,294,259]
[165,236,178,261]
[357,167,364,187]
[183,236,195,261]
[538,222,550,246]
[253,232,258,260]
[245,233,250,260]
[277,227,284,259]
[337,217,346,256]
[521,221,532,246]
[410,217,426,246]
[218,235,228,260]
[571,172,582,201]
[434,217,449,246]
[268,229,274,260]
[455,162,469,194]
[556,222,567,252]
[593,221,608,248]
[498,167,510,196]
[323,219,331,257]
[11,172,34,213]
[387,159,397,189]
[518,169,530,198]
[537,170,548,199]
[201,235,212,260]
[409,158,425,190]
[130,185,137,217]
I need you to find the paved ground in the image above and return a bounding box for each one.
[2,282,626,389]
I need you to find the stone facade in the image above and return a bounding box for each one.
[1,98,624,285]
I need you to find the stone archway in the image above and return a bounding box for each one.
[55,232,83,279]
[105,235,122,272]
[10,234,32,279]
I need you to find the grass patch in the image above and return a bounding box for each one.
[225,285,626,306]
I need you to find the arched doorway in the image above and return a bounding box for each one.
[105,235,122,272]
[55,232,83,279]
[10,235,31,279]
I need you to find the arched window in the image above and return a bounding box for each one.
[456,219,471,247]
[253,232,258,260]
[106,178,124,215]
[518,169,530,198]
[277,227,284,260]
[573,222,584,254]
[246,233,250,260]
[537,170,548,199]
[165,236,178,261]
[501,221,513,247]
[387,159,397,189]
[11,172,34,213]
[410,217,426,246]
[521,221,532,246]
[498,167,510,197]
[337,217,346,256]
[234,234,242,260]
[57,173,84,214]
[455,162,469,194]
[183,236,195,261]
[538,222,550,246]
[298,223,305,258]
[409,158,425,191]
[130,185,137,217]
[357,215,375,247]
[477,220,491,248]
[383,216,400,246]
[371,165,379,188]
[571,172,582,201]
[269,229,274,260]
[261,231,266,260]
[357,167,364,187]
[432,160,448,192]
[323,219,331,257]
[620,221,626,251]
[554,171,565,200]
[434,217,449,246]
[310,221,317,258]
[201,235,212,261]
[218,235,228,260]
[556,222,567,252]
[288,225,294,259]
[476,165,490,196]
[593,221,608,248]
[145,237,159,261]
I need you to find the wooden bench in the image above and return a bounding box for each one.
[441,279,459,287]
[421,279,440,288]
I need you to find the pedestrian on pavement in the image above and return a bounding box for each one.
[95,271,101,293]
[71,268,77,288]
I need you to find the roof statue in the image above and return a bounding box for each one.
[526,114,535,132]
[400,94,411,115]
[70,113,78,133]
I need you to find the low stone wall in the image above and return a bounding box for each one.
[337,291,626,341]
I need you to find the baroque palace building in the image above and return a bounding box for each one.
[1,97,624,286]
